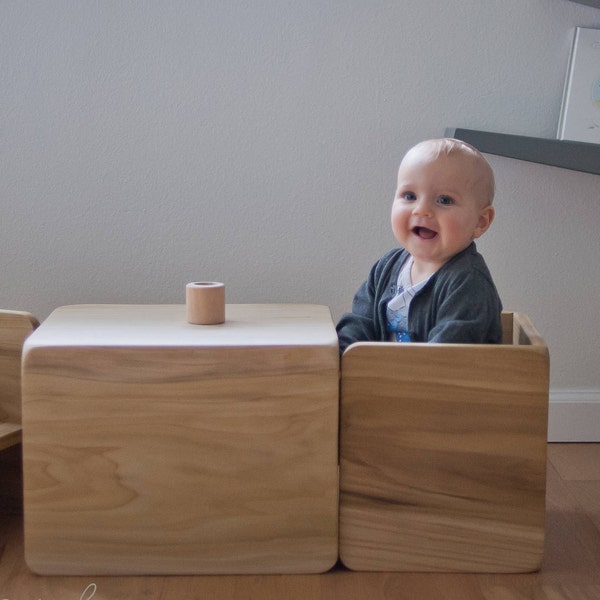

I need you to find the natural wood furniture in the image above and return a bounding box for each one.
[3,444,600,599]
[339,311,550,572]
[0,310,39,451]
[21,304,339,575]
[0,310,39,516]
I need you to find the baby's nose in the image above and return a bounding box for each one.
[412,198,432,216]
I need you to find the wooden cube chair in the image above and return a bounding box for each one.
[1,310,39,514]
[339,311,549,572]
[1,310,39,451]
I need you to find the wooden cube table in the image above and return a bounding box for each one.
[339,312,549,573]
[22,304,339,575]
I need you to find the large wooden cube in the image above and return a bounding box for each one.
[22,304,339,575]
[339,312,549,572]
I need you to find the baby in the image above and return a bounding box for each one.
[337,138,503,354]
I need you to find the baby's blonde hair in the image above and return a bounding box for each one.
[404,138,495,207]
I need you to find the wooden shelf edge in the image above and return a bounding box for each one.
[445,128,600,176]
[0,422,22,451]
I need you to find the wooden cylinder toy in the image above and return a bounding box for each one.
[186,282,225,325]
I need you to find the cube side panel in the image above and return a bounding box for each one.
[23,344,339,574]
[340,343,548,572]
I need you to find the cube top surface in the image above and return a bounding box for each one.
[24,303,338,349]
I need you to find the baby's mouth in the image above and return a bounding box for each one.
[412,226,437,240]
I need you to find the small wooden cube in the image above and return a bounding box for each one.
[0,310,38,450]
[0,310,38,514]
[22,304,339,575]
[339,312,549,572]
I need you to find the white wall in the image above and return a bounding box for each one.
[2,1,599,438]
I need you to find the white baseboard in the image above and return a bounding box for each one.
[548,389,600,442]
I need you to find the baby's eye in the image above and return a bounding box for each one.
[438,195,454,206]
[400,192,416,201]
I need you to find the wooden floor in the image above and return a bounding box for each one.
[1,443,599,600]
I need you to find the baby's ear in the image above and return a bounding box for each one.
[473,205,495,239]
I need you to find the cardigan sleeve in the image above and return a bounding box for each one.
[336,275,379,355]
[419,266,503,344]
[336,249,405,354]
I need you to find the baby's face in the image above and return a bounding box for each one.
[390,147,494,276]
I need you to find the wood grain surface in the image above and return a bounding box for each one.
[3,444,600,599]
[339,312,549,572]
[0,422,22,452]
[0,310,38,449]
[22,304,339,575]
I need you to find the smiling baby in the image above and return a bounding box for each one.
[336,138,503,354]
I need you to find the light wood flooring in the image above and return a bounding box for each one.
[1,443,599,599]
